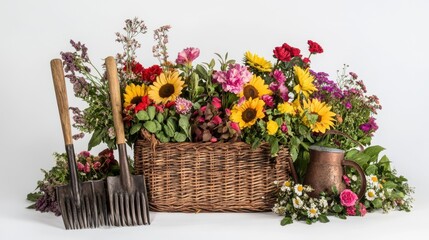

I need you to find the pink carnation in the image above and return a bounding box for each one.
[262,95,274,107]
[213,64,251,94]
[175,97,193,114]
[340,189,358,207]
[359,203,367,216]
[176,47,200,65]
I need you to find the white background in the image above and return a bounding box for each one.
[1,0,428,239]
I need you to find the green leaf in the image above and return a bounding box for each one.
[363,145,385,158]
[167,118,178,132]
[270,138,279,156]
[333,204,343,213]
[379,155,391,171]
[365,165,378,175]
[174,132,187,142]
[155,120,162,131]
[179,115,190,132]
[147,106,156,120]
[163,124,175,137]
[331,185,339,195]
[155,131,170,143]
[290,146,298,161]
[306,219,313,225]
[88,129,103,150]
[27,192,42,202]
[318,214,330,223]
[372,198,383,209]
[280,217,293,226]
[349,152,371,168]
[136,110,150,121]
[196,65,209,79]
[251,138,261,149]
[156,112,164,123]
[383,181,397,189]
[338,214,347,220]
[143,121,157,133]
[130,123,142,135]
[345,149,360,160]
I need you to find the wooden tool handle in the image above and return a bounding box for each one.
[105,56,126,144]
[50,59,73,145]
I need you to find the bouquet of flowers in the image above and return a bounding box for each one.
[28,18,413,223]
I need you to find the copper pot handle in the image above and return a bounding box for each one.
[343,159,367,200]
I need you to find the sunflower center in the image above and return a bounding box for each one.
[242,108,257,123]
[243,85,259,99]
[131,96,142,105]
[159,83,175,98]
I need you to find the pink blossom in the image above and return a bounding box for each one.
[272,70,286,84]
[261,95,274,107]
[340,189,358,207]
[213,64,251,94]
[176,47,200,65]
[211,115,222,125]
[175,97,193,114]
[346,206,356,216]
[343,175,351,186]
[210,137,218,143]
[77,162,85,172]
[269,70,289,101]
[212,97,222,109]
[230,122,240,133]
[198,116,205,123]
[84,163,91,173]
[237,96,246,106]
[200,106,207,112]
[225,108,231,116]
[93,161,101,170]
[281,123,288,133]
[359,203,367,216]
[78,151,91,158]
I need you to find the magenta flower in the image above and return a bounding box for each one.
[211,115,222,125]
[343,175,351,186]
[346,206,356,216]
[213,64,251,94]
[281,123,288,133]
[345,102,352,109]
[359,117,378,133]
[175,97,193,114]
[77,162,85,172]
[176,47,200,65]
[262,95,274,107]
[78,151,91,158]
[269,70,289,101]
[212,97,222,109]
[340,189,358,207]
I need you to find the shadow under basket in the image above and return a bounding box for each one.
[134,139,297,212]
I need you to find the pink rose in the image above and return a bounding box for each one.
[211,115,222,125]
[78,151,91,158]
[346,206,356,216]
[340,189,358,207]
[84,163,91,173]
[343,175,351,186]
[77,162,85,172]
[359,203,367,216]
[212,97,222,109]
[93,161,101,170]
[230,122,240,133]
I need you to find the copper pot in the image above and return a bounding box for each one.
[303,145,366,199]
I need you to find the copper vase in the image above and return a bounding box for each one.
[303,145,366,199]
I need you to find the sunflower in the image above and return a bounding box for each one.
[244,51,272,73]
[293,65,317,99]
[301,99,336,133]
[239,75,272,100]
[123,83,148,108]
[148,71,184,104]
[230,98,265,129]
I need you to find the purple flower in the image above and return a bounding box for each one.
[269,70,289,101]
[359,117,379,133]
[345,102,352,109]
[213,64,251,94]
[175,97,193,114]
[176,47,200,65]
[262,95,274,107]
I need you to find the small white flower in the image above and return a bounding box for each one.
[280,186,287,192]
[365,189,377,201]
[379,191,385,200]
[351,175,358,181]
[319,197,328,208]
[307,204,319,218]
[292,197,304,209]
[274,180,279,185]
[294,184,304,196]
[291,213,298,220]
[367,175,379,188]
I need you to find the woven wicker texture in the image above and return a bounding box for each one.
[134,140,297,212]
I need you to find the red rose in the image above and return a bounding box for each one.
[142,65,162,82]
[273,46,291,62]
[303,57,311,64]
[308,40,324,54]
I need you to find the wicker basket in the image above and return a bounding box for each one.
[134,138,297,212]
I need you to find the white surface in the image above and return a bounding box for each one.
[1,0,428,239]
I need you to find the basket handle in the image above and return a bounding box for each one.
[323,130,364,151]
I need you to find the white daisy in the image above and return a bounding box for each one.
[273,180,279,185]
[365,189,377,201]
[294,184,304,196]
[367,175,379,187]
[292,197,304,209]
[281,180,292,192]
[351,175,358,181]
[307,204,319,218]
